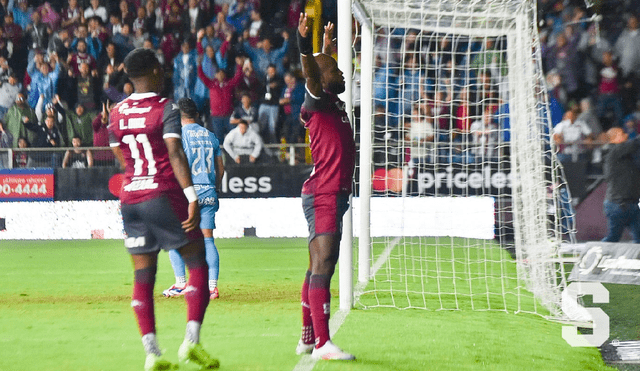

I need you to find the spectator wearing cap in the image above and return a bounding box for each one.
[0,72,21,119]
[65,102,94,146]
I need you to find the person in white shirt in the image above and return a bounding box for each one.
[84,0,107,23]
[553,110,593,163]
[223,119,263,164]
[470,104,499,160]
[405,105,434,164]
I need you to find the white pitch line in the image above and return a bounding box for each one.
[292,237,401,371]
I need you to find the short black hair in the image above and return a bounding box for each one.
[178,97,198,120]
[124,48,159,79]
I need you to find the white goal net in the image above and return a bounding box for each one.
[350,0,574,318]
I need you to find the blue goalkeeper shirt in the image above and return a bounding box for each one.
[181,122,221,194]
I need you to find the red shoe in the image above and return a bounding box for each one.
[210,287,219,300]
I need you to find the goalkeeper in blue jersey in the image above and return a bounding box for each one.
[163,97,225,300]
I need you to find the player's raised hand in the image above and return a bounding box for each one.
[182,202,201,232]
[298,13,309,38]
[323,22,335,54]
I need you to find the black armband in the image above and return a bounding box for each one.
[297,31,313,55]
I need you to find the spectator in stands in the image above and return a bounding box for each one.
[84,0,107,24]
[26,11,49,55]
[66,102,94,147]
[132,7,146,35]
[12,0,32,31]
[193,43,215,112]
[614,15,640,81]
[601,126,640,243]
[27,51,61,109]
[0,119,12,168]
[553,109,593,163]
[230,92,259,133]
[244,9,265,47]
[223,119,263,164]
[5,93,36,147]
[198,55,244,141]
[182,0,206,40]
[68,62,100,112]
[98,42,122,76]
[0,55,13,82]
[91,101,113,165]
[163,2,183,35]
[173,39,198,101]
[13,136,33,167]
[118,0,134,27]
[544,31,581,103]
[23,114,62,166]
[71,23,102,60]
[399,53,423,117]
[227,0,252,33]
[242,30,290,79]
[112,23,134,58]
[35,94,67,146]
[470,104,499,161]
[592,50,624,127]
[578,24,611,96]
[279,71,305,144]
[4,12,24,49]
[62,135,92,168]
[212,8,234,41]
[48,28,71,62]
[576,97,603,140]
[61,0,84,34]
[258,64,283,143]
[197,25,221,54]
[405,105,435,165]
[0,72,21,119]
[235,58,263,103]
[145,0,163,38]
[68,38,97,76]
[107,13,123,37]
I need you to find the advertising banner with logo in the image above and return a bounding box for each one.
[569,242,640,285]
[0,169,54,201]
[402,163,512,197]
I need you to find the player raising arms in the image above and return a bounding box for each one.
[295,14,356,361]
[163,97,224,300]
[109,48,219,371]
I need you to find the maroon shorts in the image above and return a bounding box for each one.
[302,192,350,243]
[120,188,204,255]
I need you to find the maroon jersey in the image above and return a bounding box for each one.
[108,92,182,204]
[300,88,356,195]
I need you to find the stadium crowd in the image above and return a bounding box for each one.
[0,0,322,168]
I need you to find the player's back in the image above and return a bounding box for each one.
[109,92,182,204]
[181,123,220,187]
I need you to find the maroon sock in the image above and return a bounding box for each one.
[301,270,314,344]
[308,274,331,348]
[132,267,156,336]
[185,264,210,322]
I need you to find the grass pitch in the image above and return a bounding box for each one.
[0,238,615,371]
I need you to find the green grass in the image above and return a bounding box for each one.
[0,238,615,371]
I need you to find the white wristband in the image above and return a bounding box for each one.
[183,186,198,203]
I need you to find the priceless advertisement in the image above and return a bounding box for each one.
[569,242,640,285]
[402,163,512,196]
[0,169,54,201]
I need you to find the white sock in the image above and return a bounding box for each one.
[185,320,201,344]
[142,333,162,356]
[209,279,217,291]
[176,276,187,286]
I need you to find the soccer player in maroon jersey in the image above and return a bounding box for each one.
[108,48,219,371]
[295,14,357,361]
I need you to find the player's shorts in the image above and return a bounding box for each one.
[120,189,204,255]
[195,185,219,230]
[302,192,350,243]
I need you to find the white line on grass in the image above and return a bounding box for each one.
[292,237,401,371]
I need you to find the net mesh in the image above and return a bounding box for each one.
[352,0,574,318]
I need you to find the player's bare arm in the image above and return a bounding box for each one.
[298,13,323,98]
[322,22,335,55]
[215,156,224,190]
[111,145,126,171]
[165,137,200,232]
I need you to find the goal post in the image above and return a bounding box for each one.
[345,0,575,318]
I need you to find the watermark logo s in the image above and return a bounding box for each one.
[561,282,610,347]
